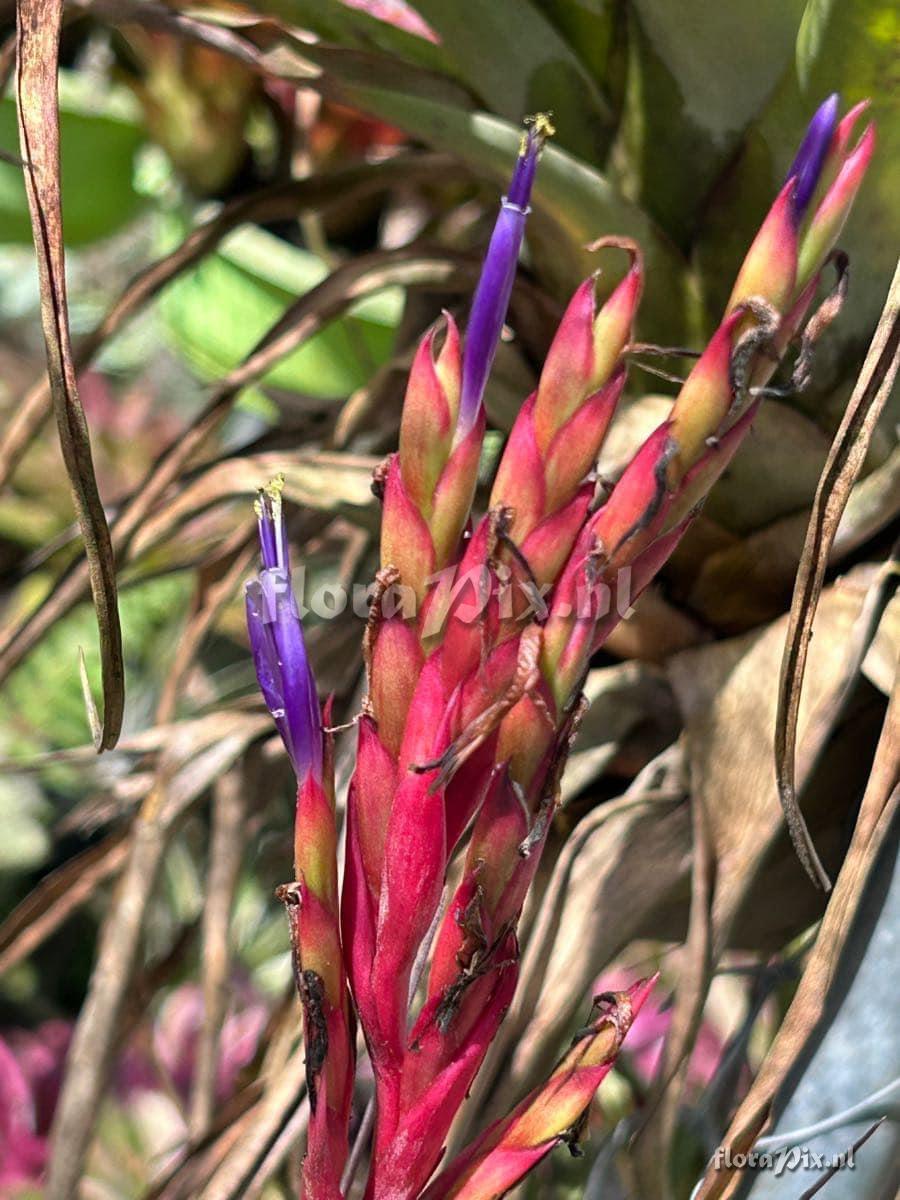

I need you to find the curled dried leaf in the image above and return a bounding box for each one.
[776,257,900,889]
[16,0,124,749]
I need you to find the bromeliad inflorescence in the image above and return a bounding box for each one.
[245,99,874,1200]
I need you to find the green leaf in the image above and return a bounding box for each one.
[0,71,146,246]
[695,0,900,376]
[794,0,900,344]
[617,0,806,242]
[285,81,691,339]
[258,0,447,71]
[409,0,613,161]
[159,225,401,398]
[531,0,619,81]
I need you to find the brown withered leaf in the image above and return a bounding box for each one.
[630,781,716,1199]
[195,1046,307,1200]
[154,529,257,725]
[0,710,257,776]
[129,451,379,560]
[685,440,900,633]
[864,590,900,696]
[190,768,251,1138]
[15,0,124,749]
[561,661,681,800]
[776,257,900,891]
[601,584,708,662]
[146,1084,266,1200]
[672,567,891,950]
[695,668,899,1200]
[630,567,892,1194]
[145,984,308,1200]
[698,402,831,536]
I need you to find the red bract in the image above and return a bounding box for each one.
[420,979,656,1199]
[245,99,874,1198]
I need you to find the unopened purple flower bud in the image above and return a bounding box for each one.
[246,480,321,779]
[457,114,553,436]
[786,93,839,222]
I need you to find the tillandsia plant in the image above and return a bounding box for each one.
[245,100,874,1199]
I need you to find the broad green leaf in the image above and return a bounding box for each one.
[283,79,692,339]
[696,0,899,367]
[175,11,691,334]
[0,71,145,246]
[255,0,446,72]
[410,0,613,161]
[532,0,619,81]
[794,0,900,346]
[159,225,401,398]
[268,0,613,162]
[617,0,805,242]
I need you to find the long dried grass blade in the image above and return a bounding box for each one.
[15,0,124,748]
[776,256,900,889]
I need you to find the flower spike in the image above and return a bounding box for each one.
[247,98,875,1200]
[246,485,354,1199]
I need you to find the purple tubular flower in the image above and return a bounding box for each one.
[457,114,553,436]
[786,92,839,222]
[245,480,321,780]
[506,126,541,208]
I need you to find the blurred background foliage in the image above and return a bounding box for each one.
[0,0,897,1197]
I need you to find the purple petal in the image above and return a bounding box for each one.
[786,93,839,222]
[248,481,322,777]
[457,115,552,436]
[260,568,321,780]
[246,581,290,751]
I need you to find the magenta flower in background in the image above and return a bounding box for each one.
[0,1036,50,1191]
[4,1021,71,1139]
[153,984,269,1106]
[0,986,268,1194]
